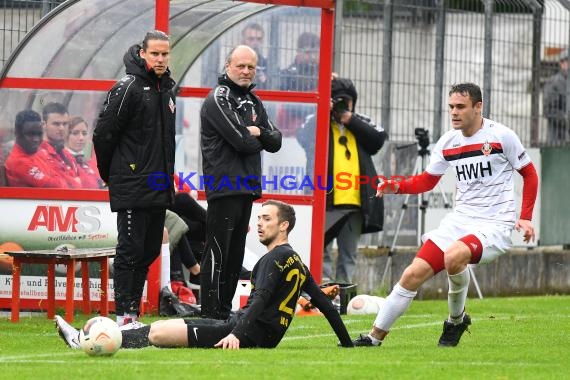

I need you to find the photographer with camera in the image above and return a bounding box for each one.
[297,75,388,284]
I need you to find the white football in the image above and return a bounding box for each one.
[79,316,122,356]
[346,294,380,315]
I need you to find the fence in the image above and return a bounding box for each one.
[335,0,570,148]
[0,0,63,68]
[2,0,569,147]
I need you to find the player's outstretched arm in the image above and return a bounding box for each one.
[376,172,441,198]
[516,163,538,243]
[304,280,354,348]
[375,179,400,197]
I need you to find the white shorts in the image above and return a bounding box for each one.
[422,213,513,264]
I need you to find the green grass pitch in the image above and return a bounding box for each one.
[1,295,569,379]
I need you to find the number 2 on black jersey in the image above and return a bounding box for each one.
[279,268,306,316]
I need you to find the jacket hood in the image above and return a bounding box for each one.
[123,44,172,80]
[123,44,147,76]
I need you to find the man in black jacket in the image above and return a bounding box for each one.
[297,76,387,284]
[200,45,282,319]
[93,30,176,327]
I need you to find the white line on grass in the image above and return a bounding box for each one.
[284,314,528,340]
[0,352,77,362]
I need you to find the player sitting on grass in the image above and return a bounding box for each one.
[56,200,354,349]
[351,82,538,348]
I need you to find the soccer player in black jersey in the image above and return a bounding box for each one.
[56,200,354,349]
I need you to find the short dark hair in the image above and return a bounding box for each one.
[297,32,320,50]
[15,109,41,137]
[42,102,68,122]
[242,22,264,37]
[262,200,296,234]
[142,30,170,51]
[449,83,483,105]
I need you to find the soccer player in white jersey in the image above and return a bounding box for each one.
[352,82,538,347]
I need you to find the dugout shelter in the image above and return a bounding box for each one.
[0,0,336,285]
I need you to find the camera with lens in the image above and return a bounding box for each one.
[414,128,430,149]
[332,97,350,114]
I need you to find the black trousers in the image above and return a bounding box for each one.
[114,208,165,316]
[184,315,256,347]
[170,234,198,283]
[200,196,253,319]
[121,314,256,348]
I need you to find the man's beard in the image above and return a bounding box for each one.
[259,235,275,247]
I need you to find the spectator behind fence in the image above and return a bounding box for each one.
[241,22,269,89]
[199,45,282,320]
[38,102,82,188]
[297,75,387,284]
[278,32,320,137]
[6,110,70,188]
[543,48,569,144]
[93,30,176,328]
[65,116,103,189]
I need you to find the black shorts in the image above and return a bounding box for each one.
[184,316,256,348]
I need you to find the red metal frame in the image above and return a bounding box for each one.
[310,7,334,283]
[177,87,319,103]
[155,0,170,34]
[0,77,116,91]
[0,0,336,307]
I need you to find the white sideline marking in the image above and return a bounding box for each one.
[0,352,77,362]
[283,314,538,341]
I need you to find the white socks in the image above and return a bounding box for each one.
[367,334,382,346]
[447,267,470,323]
[160,242,171,290]
[373,283,417,332]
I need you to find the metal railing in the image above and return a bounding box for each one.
[2,0,569,147]
[0,0,63,68]
[335,0,570,148]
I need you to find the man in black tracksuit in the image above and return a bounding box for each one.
[93,30,176,326]
[200,45,282,319]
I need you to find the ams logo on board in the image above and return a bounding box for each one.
[27,205,102,233]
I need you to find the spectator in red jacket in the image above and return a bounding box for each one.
[66,116,103,189]
[5,110,70,188]
[38,102,82,188]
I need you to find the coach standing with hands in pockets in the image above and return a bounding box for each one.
[200,45,282,319]
[93,30,176,327]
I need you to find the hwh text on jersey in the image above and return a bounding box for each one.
[455,161,493,181]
